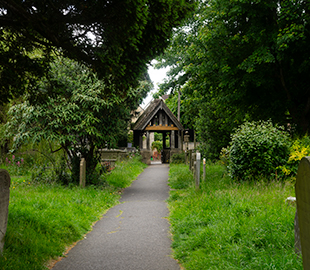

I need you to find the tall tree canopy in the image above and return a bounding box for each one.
[156,0,310,158]
[0,0,195,103]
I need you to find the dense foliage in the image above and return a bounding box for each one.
[0,0,195,104]
[5,58,150,184]
[151,140,163,152]
[228,120,290,179]
[156,0,310,158]
[278,135,310,177]
[170,152,186,164]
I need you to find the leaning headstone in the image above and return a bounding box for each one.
[0,169,11,254]
[296,156,310,269]
[79,158,86,188]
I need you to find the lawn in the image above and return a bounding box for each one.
[168,163,303,270]
[0,156,146,270]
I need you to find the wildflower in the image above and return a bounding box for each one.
[5,157,8,163]
[8,161,11,165]
[17,161,20,167]
[21,158,24,164]
[12,155,15,160]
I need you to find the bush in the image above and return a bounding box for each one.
[228,120,290,179]
[277,135,310,178]
[170,152,185,164]
[151,140,163,152]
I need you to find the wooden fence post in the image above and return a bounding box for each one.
[80,158,86,188]
[203,158,206,182]
[189,150,192,171]
[196,153,201,190]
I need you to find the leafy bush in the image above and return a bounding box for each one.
[151,140,163,152]
[228,120,290,179]
[170,152,185,164]
[277,135,310,177]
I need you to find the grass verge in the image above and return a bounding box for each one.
[168,163,303,270]
[0,156,146,270]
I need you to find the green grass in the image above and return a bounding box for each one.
[105,156,147,188]
[168,163,303,270]
[0,156,146,270]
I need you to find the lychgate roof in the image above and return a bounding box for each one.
[133,99,183,131]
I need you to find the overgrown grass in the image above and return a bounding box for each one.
[105,156,147,188]
[0,156,146,270]
[168,163,303,270]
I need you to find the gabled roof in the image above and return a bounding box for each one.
[133,99,183,131]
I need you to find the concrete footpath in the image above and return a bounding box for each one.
[52,164,180,270]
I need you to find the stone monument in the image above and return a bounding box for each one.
[296,156,310,269]
[0,169,10,254]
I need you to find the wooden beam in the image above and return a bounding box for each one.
[145,126,179,131]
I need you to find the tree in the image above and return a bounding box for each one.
[5,57,151,183]
[156,0,310,158]
[0,0,196,104]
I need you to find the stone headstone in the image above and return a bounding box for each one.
[79,158,86,188]
[294,210,301,256]
[0,169,10,254]
[296,156,310,269]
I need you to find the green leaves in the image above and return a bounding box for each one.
[228,120,291,179]
[0,0,195,104]
[5,57,151,182]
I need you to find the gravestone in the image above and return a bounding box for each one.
[296,156,310,269]
[0,169,10,254]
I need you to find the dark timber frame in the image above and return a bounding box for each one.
[133,99,184,164]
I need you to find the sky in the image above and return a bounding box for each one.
[141,61,170,109]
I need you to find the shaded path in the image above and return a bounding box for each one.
[52,164,179,270]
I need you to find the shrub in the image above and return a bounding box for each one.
[170,152,185,164]
[228,120,290,179]
[151,140,163,152]
[277,135,310,178]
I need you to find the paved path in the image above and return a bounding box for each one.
[52,164,180,270]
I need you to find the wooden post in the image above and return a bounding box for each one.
[80,158,86,188]
[189,150,192,170]
[203,158,206,182]
[196,153,201,190]
[185,150,188,165]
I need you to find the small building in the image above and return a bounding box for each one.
[133,99,184,164]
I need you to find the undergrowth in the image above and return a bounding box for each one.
[168,163,302,270]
